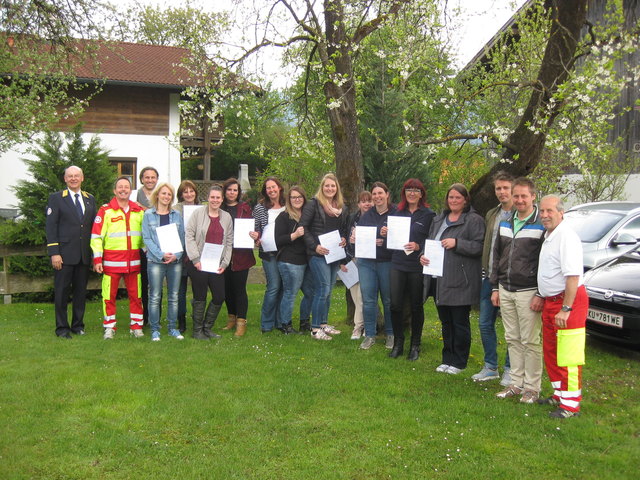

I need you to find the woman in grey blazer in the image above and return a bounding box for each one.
[185,184,233,340]
[421,183,485,375]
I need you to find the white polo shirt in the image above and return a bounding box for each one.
[537,220,584,297]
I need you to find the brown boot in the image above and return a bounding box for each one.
[222,314,237,331]
[235,318,247,337]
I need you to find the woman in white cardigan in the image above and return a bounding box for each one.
[185,184,233,340]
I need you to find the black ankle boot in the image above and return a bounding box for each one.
[388,341,404,358]
[299,319,311,332]
[407,345,420,361]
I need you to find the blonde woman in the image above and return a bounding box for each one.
[141,182,185,341]
[300,173,348,340]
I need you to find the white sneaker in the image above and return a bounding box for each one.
[311,329,332,341]
[130,329,144,338]
[435,364,449,373]
[103,328,115,340]
[322,325,341,335]
[446,366,465,375]
[168,329,184,340]
[350,328,363,340]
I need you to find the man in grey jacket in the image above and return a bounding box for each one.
[472,171,513,384]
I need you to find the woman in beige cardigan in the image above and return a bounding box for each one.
[185,185,233,340]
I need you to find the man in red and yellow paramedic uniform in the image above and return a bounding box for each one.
[91,176,145,339]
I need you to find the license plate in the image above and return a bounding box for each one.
[588,308,623,328]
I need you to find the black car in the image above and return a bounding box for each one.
[584,245,640,346]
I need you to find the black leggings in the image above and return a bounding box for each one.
[390,268,425,345]
[224,268,249,318]
[187,261,225,305]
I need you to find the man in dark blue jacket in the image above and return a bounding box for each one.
[490,177,545,404]
[45,166,97,338]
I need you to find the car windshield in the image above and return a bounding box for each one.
[563,210,624,242]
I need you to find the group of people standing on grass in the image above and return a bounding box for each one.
[47,166,587,419]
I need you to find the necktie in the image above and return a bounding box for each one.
[74,193,83,220]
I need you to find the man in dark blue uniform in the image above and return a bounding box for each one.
[45,166,97,338]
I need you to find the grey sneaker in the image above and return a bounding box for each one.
[103,327,115,340]
[435,364,450,373]
[385,335,394,349]
[500,368,512,387]
[472,367,499,381]
[520,389,540,404]
[360,337,376,350]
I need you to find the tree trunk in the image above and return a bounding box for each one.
[324,81,365,209]
[323,0,365,209]
[470,0,588,215]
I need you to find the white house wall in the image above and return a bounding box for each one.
[0,93,182,212]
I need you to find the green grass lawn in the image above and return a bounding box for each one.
[1,285,639,479]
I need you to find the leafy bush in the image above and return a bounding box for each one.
[0,125,116,277]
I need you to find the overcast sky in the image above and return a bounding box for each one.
[111,0,527,86]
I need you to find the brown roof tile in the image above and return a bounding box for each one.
[75,41,193,88]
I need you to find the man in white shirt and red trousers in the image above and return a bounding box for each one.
[537,195,588,419]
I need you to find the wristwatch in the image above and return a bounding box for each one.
[561,305,573,312]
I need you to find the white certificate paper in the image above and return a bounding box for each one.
[422,239,445,277]
[337,260,359,289]
[156,223,183,254]
[318,230,346,264]
[234,218,255,249]
[260,222,277,252]
[386,216,411,250]
[183,205,201,230]
[200,242,223,273]
[355,226,377,259]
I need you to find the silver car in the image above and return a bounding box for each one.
[563,202,640,270]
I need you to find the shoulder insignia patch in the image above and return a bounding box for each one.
[94,216,102,223]
[47,207,52,215]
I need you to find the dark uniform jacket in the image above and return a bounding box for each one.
[46,189,97,265]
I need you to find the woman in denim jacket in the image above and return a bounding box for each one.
[142,182,185,341]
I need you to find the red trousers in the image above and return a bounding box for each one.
[542,285,588,412]
[101,272,143,330]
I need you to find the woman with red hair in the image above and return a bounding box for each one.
[388,179,435,361]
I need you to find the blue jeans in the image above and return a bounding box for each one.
[358,259,392,337]
[277,262,306,326]
[479,277,510,370]
[148,260,182,333]
[308,256,340,328]
[300,266,314,322]
[260,256,282,331]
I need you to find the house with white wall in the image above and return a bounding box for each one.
[0,41,225,215]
